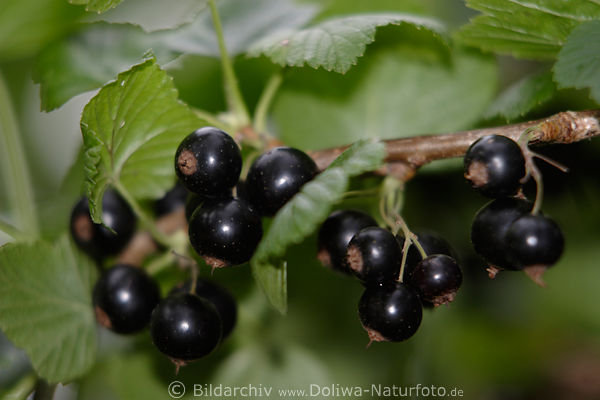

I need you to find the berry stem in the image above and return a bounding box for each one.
[208,0,251,127]
[191,107,234,133]
[1,372,36,400]
[253,72,283,136]
[0,72,40,238]
[145,251,176,276]
[0,217,26,241]
[113,181,175,249]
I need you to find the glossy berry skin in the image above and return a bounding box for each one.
[170,278,237,339]
[174,127,242,196]
[245,147,318,216]
[407,255,462,306]
[358,282,422,343]
[471,198,532,270]
[318,210,378,274]
[346,227,402,284]
[70,189,136,259]
[184,189,233,221]
[464,135,526,198]
[397,232,456,280]
[506,214,564,268]
[92,264,160,334]
[188,198,263,267]
[150,293,222,361]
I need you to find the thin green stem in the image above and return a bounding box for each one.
[0,71,39,237]
[191,108,233,132]
[209,0,250,127]
[112,182,174,249]
[0,217,26,241]
[1,373,37,400]
[253,72,283,135]
[145,251,176,276]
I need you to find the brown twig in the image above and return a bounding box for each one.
[117,110,600,265]
[309,110,600,181]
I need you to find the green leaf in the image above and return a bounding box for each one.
[273,43,497,149]
[70,0,122,13]
[34,23,177,111]
[157,0,318,57]
[85,0,209,32]
[0,0,84,61]
[456,0,600,60]
[0,235,97,383]
[251,140,385,313]
[554,20,600,104]
[485,71,556,121]
[247,13,445,73]
[80,58,202,223]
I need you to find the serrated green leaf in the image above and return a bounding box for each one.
[554,20,600,104]
[456,0,600,60]
[485,71,556,121]
[0,235,97,383]
[70,0,122,13]
[251,140,385,313]
[34,23,177,112]
[273,44,497,149]
[80,58,202,223]
[85,0,209,33]
[247,13,445,73]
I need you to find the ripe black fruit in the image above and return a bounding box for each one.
[150,293,222,362]
[471,197,532,270]
[175,127,242,196]
[464,135,526,198]
[397,231,456,280]
[318,210,378,274]
[170,278,237,339]
[92,264,160,334]
[358,282,422,343]
[506,214,564,269]
[347,227,402,284]
[188,198,263,268]
[407,254,462,306]
[70,189,136,259]
[245,147,318,216]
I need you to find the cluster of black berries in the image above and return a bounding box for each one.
[70,190,238,365]
[174,126,319,268]
[464,135,565,283]
[318,210,463,344]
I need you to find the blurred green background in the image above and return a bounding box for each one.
[1,0,600,399]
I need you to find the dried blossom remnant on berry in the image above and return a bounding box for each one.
[317,247,332,269]
[74,214,94,241]
[465,161,489,188]
[94,306,112,329]
[346,245,364,274]
[177,150,198,175]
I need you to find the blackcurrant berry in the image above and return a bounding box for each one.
[150,293,222,362]
[245,147,318,216]
[464,135,526,198]
[170,278,237,339]
[174,127,242,196]
[471,197,532,271]
[506,214,564,270]
[318,210,378,274]
[70,189,136,259]
[397,231,456,280]
[188,198,263,268]
[346,227,402,284]
[92,264,160,334]
[407,254,462,306]
[184,189,233,221]
[358,282,422,343]
[155,182,188,217]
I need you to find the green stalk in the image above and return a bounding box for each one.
[0,217,26,241]
[0,71,39,237]
[112,181,174,249]
[209,0,250,127]
[1,373,37,400]
[253,72,283,134]
[191,108,233,132]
